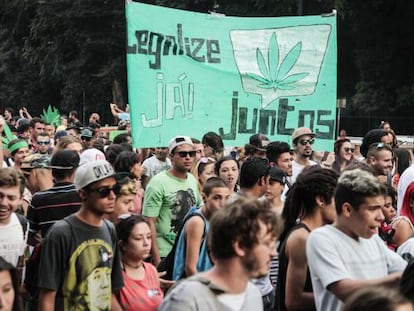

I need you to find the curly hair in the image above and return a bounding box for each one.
[279,167,338,244]
[266,141,291,163]
[208,197,282,260]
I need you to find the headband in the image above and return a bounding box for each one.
[9,140,29,154]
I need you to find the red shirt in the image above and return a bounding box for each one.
[119,262,163,311]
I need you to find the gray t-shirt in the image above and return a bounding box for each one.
[142,155,171,178]
[159,275,262,311]
[38,214,123,311]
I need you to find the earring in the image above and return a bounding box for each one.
[320,203,324,208]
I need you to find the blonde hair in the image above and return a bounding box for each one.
[118,177,137,196]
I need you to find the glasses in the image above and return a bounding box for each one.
[298,138,315,146]
[37,141,50,145]
[175,151,197,158]
[88,185,120,198]
[343,147,355,153]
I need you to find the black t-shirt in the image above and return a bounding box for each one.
[38,214,123,311]
[275,223,314,311]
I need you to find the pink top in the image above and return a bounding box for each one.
[119,262,163,311]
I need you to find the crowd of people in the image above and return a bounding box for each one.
[0,106,414,311]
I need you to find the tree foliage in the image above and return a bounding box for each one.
[0,0,126,122]
[0,0,413,132]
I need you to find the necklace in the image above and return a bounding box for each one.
[123,260,142,270]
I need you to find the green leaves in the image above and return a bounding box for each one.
[41,105,61,126]
[246,32,309,91]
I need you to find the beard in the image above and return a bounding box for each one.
[241,250,268,279]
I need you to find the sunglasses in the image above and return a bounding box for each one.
[37,141,50,145]
[298,138,315,146]
[88,185,120,198]
[343,147,355,153]
[175,151,197,158]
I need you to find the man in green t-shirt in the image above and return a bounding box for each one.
[143,135,201,266]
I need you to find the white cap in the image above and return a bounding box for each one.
[168,135,193,153]
[79,148,106,166]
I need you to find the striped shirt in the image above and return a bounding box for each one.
[27,182,81,238]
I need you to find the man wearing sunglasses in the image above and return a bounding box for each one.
[291,127,318,184]
[29,117,45,150]
[38,160,123,311]
[143,135,201,267]
[35,132,52,155]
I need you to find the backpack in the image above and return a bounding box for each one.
[16,213,28,238]
[157,211,205,280]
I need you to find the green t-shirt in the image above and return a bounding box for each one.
[142,171,201,257]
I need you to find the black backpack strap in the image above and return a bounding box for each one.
[157,210,205,280]
[63,216,75,234]
[16,213,28,240]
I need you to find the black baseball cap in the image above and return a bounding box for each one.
[269,166,286,184]
[50,150,80,170]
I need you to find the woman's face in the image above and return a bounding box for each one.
[264,179,284,201]
[199,163,216,186]
[0,270,15,311]
[124,222,152,261]
[131,162,144,178]
[218,159,239,191]
[114,194,136,219]
[382,195,396,223]
[339,141,354,161]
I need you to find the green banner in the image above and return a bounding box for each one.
[126,2,337,150]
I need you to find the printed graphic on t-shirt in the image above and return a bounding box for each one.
[170,188,196,234]
[62,239,113,311]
